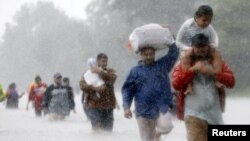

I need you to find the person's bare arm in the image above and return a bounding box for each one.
[191,61,216,76]
[181,48,193,72]
[91,67,117,83]
[124,109,133,119]
[19,92,25,98]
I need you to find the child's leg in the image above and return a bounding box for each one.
[181,49,193,71]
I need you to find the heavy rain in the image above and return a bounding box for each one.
[0,0,249,141]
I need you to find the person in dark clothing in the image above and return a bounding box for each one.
[172,34,235,141]
[42,73,74,120]
[6,83,24,109]
[62,77,76,114]
[80,53,117,132]
[122,38,179,141]
[81,91,91,120]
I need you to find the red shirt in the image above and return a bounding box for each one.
[28,82,47,101]
[171,61,235,120]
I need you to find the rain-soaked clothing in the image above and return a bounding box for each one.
[184,73,223,124]
[122,43,179,119]
[43,84,74,116]
[176,18,219,50]
[6,88,19,108]
[172,61,235,121]
[64,85,75,111]
[80,68,117,110]
[172,61,235,141]
[29,82,47,115]
[80,67,117,131]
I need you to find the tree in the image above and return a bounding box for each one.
[208,0,250,90]
[85,0,200,87]
[86,0,250,91]
[0,2,93,90]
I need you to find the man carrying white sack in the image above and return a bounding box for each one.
[122,24,179,141]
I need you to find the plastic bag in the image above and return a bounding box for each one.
[156,112,174,134]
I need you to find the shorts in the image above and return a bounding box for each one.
[185,116,208,141]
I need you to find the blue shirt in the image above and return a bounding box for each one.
[122,43,179,119]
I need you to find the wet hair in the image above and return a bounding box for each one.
[139,46,155,54]
[9,82,16,89]
[35,75,41,82]
[63,77,69,83]
[97,53,108,60]
[191,33,209,47]
[194,5,213,18]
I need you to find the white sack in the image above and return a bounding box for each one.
[129,23,175,53]
[156,112,174,134]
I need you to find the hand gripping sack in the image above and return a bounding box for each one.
[128,23,175,53]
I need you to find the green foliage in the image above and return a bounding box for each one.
[85,0,200,86]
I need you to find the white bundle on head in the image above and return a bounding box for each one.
[128,23,175,53]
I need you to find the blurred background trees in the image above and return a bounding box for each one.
[0,0,248,93]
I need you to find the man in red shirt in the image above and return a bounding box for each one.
[172,34,235,141]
